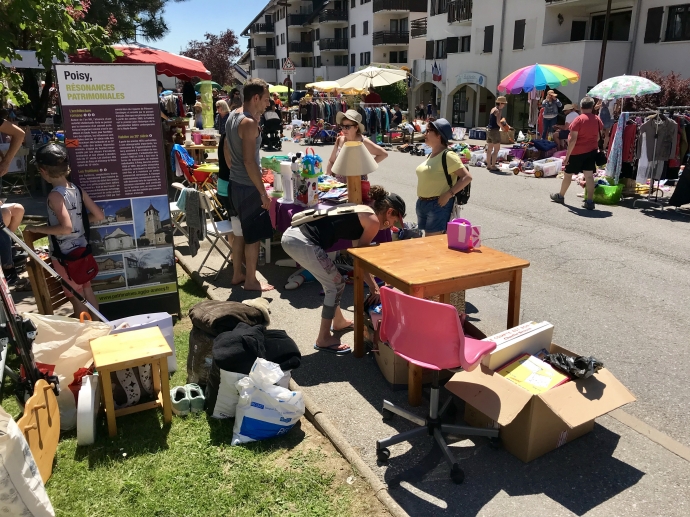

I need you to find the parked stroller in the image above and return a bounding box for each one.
[261,111,283,151]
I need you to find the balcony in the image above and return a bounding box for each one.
[255,46,276,56]
[288,13,310,26]
[319,9,348,23]
[448,0,472,24]
[373,0,428,13]
[252,22,275,33]
[411,17,427,38]
[319,38,349,51]
[372,31,409,45]
[289,41,313,53]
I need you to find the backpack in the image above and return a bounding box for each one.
[441,150,471,206]
[290,204,374,227]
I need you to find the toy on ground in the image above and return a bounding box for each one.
[285,268,316,290]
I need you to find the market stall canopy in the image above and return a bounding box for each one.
[195,81,222,91]
[70,43,211,81]
[587,75,661,100]
[336,66,408,90]
[269,84,289,93]
[498,64,579,94]
[305,80,341,91]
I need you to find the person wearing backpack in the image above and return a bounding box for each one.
[23,143,104,317]
[416,118,472,235]
[281,186,405,355]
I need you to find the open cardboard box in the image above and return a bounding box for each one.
[446,343,636,463]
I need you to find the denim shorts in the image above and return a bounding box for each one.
[416,197,454,234]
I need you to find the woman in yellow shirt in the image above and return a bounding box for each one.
[416,118,472,235]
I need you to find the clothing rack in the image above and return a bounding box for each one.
[359,102,389,107]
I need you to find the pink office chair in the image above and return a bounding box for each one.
[376,287,499,484]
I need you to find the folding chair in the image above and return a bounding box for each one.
[198,193,234,279]
[170,182,188,238]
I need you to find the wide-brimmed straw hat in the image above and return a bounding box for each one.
[496,96,507,104]
[336,109,365,133]
[563,104,576,111]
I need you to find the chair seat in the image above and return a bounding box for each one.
[463,337,497,368]
[207,219,233,235]
[170,202,180,212]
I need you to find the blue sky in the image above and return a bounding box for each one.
[153,1,256,55]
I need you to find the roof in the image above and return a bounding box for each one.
[104,228,131,240]
[115,206,132,216]
[144,203,160,214]
[241,1,276,37]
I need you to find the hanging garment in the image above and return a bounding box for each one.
[637,116,678,162]
[607,113,627,184]
[668,163,690,206]
[183,82,196,106]
[636,133,649,184]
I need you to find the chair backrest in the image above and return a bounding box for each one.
[175,150,197,184]
[379,287,494,371]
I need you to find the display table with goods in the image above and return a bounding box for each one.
[349,234,530,406]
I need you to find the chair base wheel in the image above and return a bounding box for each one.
[376,447,390,463]
[488,436,502,450]
[381,408,394,421]
[450,464,465,484]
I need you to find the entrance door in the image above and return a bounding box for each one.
[452,88,467,126]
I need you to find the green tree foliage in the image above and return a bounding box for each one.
[0,0,118,121]
[377,81,408,109]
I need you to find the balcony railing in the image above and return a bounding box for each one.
[252,22,275,33]
[448,0,472,23]
[319,38,349,51]
[411,17,427,38]
[373,0,428,13]
[319,9,348,23]
[373,31,410,45]
[289,41,313,53]
[288,13,310,26]
[254,46,276,56]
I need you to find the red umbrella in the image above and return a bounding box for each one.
[70,43,211,81]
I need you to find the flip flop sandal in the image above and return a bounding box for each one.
[313,344,351,355]
[331,322,354,332]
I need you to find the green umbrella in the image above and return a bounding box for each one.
[194,81,222,91]
[269,84,289,93]
[587,75,660,100]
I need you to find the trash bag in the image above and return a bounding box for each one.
[544,353,603,379]
[232,359,305,445]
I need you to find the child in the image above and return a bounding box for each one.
[23,143,104,317]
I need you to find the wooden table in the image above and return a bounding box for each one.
[184,144,217,164]
[348,235,530,406]
[90,327,172,437]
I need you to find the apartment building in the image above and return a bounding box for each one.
[242,0,428,90]
[411,0,690,128]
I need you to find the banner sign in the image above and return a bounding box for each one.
[55,63,180,319]
[456,72,486,87]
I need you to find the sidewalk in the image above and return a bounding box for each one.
[175,234,689,517]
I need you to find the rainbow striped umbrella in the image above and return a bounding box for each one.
[498,64,580,94]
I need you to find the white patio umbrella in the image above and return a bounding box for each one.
[335,66,408,90]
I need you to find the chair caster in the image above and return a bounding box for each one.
[450,464,465,484]
[381,408,394,421]
[376,447,390,463]
[488,436,502,450]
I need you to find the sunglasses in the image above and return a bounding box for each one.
[340,123,357,129]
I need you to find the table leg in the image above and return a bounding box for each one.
[440,293,450,304]
[100,368,117,437]
[507,269,522,328]
[353,257,364,358]
[158,359,172,424]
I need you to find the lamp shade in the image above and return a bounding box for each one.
[331,141,378,177]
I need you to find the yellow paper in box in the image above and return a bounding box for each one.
[496,354,568,395]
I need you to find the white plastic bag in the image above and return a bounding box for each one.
[109,313,177,372]
[26,313,111,431]
[211,369,291,419]
[517,130,526,142]
[231,359,304,445]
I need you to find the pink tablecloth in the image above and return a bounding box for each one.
[270,198,391,251]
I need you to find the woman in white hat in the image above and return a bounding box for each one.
[327,109,388,183]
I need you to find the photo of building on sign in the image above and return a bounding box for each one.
[124,247,176,288]
[132,196,172,248]
[95,254,124,271]
[92,224,136,254]
[91,272,126,293]
[92,199,133,227]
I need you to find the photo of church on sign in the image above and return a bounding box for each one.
[132,196,172,248]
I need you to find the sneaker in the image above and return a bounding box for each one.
[185,383,205,413]
[170,386,190,416]
[550,193,565,204]
[583,199,595,210]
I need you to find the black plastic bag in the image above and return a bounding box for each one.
[545,353,603,379]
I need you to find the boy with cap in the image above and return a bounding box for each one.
[23,143,104,316]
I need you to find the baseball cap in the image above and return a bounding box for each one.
[31,142,69,167]
[386,193,406,224]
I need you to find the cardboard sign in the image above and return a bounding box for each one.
[55,63,180,320]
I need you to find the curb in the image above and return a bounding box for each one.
[175,250,409,517]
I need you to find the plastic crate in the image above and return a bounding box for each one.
[532,158,563,178]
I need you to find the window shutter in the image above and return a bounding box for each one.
[513,19,526,50]
[446,36,459,54]
[483,25,494,53]
[426,40,434,59]
[644,7,664,43]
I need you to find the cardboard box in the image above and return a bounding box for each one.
[481,321,554,370]
[374,340,447,389]
[446,343,636,463]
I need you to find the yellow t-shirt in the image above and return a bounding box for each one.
[416,151,464,198]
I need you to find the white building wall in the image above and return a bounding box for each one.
[349,1,374,70]
[632,0,690,75]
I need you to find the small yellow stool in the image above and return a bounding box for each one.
[90,327,173,437]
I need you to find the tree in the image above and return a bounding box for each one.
[625,71,690,110]
[0,0,118,121]
[84,0,188,43]
[377,82,408,109]
[180,30,241,87]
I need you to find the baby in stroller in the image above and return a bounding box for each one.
[260,102,283,151]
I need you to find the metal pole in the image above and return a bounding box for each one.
[597,0,613,83]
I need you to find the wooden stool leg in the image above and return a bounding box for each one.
[158,359,172,424]
[152,362,161,394]
[99,369,117,437]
